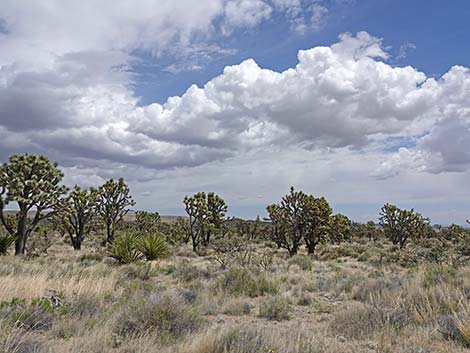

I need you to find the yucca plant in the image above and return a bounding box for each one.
[0,231,16,255]
[137,233,170,261]
[107,232,142,264]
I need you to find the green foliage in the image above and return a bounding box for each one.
[184,191,227,251]
[53,185,98,250]
[0,154,67,255]
[267,187,332,256]
[107,232,142,264]
[97,177,135,243]
[0,227,15,255]
[135,210,161,234]
[235,216,266,240]
[379,203,431,249]
[258,295,291,321]
[329,213,352,244]
[137,233,170,261]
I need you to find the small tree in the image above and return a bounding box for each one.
[53,185,98,250]
[236,216,266,240]
[329,213,352,245]
[379,203,430,249]
[365,220,380,241]
[135,211,161,235]
[0,154,67,255]
[183,192,227,252]
[97,178,135,243]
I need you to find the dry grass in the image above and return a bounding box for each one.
[0,238,469,353]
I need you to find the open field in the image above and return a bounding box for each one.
[1,233,470,353]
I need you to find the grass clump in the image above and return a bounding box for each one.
[214,268,279,297]
[258,295,291,321]
[114,290,204,342]
[288,255,313,271]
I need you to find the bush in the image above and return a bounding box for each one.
[288,255,313,271]
[215,268,279,297]
[329,302,408,339]
[0,297,59,332]
[114,291,204,341]
[438,314,470,347]
[137,233,170,261]
[107,232,142,264]
[258,295,291,321]
[0,231,15,255]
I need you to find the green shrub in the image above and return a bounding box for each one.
[0,231,15,255]
[114,291,204,341]
[288,255,313,271]
[137,233,170,261]
[258,295,291,321]
[215,268,278,297]
[107,232,142,264]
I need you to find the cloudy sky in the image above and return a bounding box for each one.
[1,0,469,224]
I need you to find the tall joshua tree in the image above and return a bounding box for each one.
[0,154,67,255]
[183,192,227,252]
[97,178,135,243]
[54,185,98,250]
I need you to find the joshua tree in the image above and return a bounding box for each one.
[267,187,332,256]
[303,195,332,254]
[329,213,352,245]
[135,210,161,235]
[379,203,430,249]
[97,178,135,243]
[53,185,98,250]
[183,192,227,251]
[0,154,67,255]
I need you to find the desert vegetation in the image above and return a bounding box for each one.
[1,153,470,352]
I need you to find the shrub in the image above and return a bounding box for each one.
[114,291,204,341]
[0,297,59,332]
[137,233,170,261]
[214,268,278,297]
[329,302,409,339]
[258,295,291,321]
[288,255,313,271]
[222,298,252,315]
[0,231,15,255]
[438,314,470,347]
[107,232,142,264]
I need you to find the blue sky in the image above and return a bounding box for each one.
[1,0,470,224]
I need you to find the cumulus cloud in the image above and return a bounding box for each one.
[1,2,470,224]
[1,23,469,181]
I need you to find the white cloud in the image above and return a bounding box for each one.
[0,1,470,223]
[222,0,273,34]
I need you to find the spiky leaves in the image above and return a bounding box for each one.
[0,154,67,255]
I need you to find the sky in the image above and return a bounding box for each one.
[0,0,470,224]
